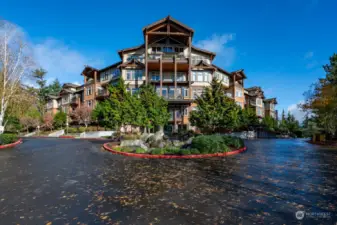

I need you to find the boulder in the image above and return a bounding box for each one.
[185,137,194,145]
[140,133,154,143]
[120,139,148,151]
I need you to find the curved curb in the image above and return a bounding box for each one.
[103,143,247,159]
[0,138,23,149]
[59,135,76,139]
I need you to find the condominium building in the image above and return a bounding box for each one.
[244,86,278,120]
[46,16,278,131]
[80,15,247,132]
[46,83,83,115]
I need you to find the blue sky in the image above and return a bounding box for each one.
[2,0,337,121]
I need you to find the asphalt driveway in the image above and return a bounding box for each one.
[0,138,336,224]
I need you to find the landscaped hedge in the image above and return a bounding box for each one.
[111,135,244,155]
[0,133,19,145]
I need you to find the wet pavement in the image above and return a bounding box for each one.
[0,138,337,224]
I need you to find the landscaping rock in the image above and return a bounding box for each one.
[185,137,194,145]
[140,133,154,142]
[120,139,148,151]
[172,140,184,147]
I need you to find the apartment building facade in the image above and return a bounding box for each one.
[46,16,278,131]
[244,86,278,120]
[46,83,83,115]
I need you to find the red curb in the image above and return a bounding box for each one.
[0,138,23,149]
[59,135,76,139]
[103,143,247,159]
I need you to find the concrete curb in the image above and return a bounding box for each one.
[0,138,23,149]
[103,143,247,159]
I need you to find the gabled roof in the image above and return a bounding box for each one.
[99,61,122,72]
[231,69,247,79]
[142,15,194,34]
[118,44,145,59]
[191,46,216,59]
[264,98,278,104]
[118,59,145,68]
[212,64,231,75]
[192,60,215,70]
[245,86,265,98]
[63,83,80,88]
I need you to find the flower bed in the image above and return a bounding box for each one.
[103,135,247,159]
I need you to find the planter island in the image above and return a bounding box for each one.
[103,133,247,159]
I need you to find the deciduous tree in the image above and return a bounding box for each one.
[72,105,92,128]
[0,19,34,133]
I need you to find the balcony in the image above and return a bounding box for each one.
[70,97,80,105]
[96,89,109,100]
[150,74,188,84]
[148,53,188,63]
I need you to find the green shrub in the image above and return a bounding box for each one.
[67,127,77,133]
[122,134,141,140]
[151,148,165,155]
[189,148,200,154]
[181,149,191,155]
[163,147,181,155]
[222,136,244,148]
[135,148,146,154]
[191,135,229,153]
[0,134,18,145]
[121,147,133,152]
[78,127,86,133]
[53,112,66,128]
[114,146,122,152]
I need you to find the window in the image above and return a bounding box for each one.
[101,71,110,81]
[256,98,263,106]
[162,87,167,97]
[235,89,243,97]
[86,86,92,96]
[183,88,188,97]
[151,71,160,81]
[177,72,186,81]
[226,93,233,98]
[163,47,173,53]
[126,70,143,80]
[87,100,92,108]
[174,47,184,53]
[168,86,175,99]
[127,54,144,62]
[152,47,161,52]
[270,103,274,110]
[183,107,188,116]
[197,72,203,82]
[192,71,210,82]
[257,108,262,116]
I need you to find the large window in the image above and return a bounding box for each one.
[163,47,173,53]
[127,54,144,62]
[270,103,274,110]
[126,70,143,80]
[191,55,210,65]
[192,71,210,82]
[256,98,263,106]
[101,71,110,81]
[235,89,243,97]
[177,72,186,81]
[214,72,229,85]
[257,108,263,116]
[86,86,92,96]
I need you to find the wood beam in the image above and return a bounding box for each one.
[174,57,177,99]
[147,31,189,36]
[188,36,192,99]
[160,56,163,97]
[145,34,148,84]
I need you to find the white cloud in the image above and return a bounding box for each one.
[287,101,306,123]
[33,38,102,85]
[195,33,236,67]
[304,51,314,59]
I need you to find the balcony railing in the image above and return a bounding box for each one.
[148,53,186,61]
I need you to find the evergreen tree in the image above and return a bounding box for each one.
[47,79,62,95]
[32,68,48,116]
[189,78,241,133]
